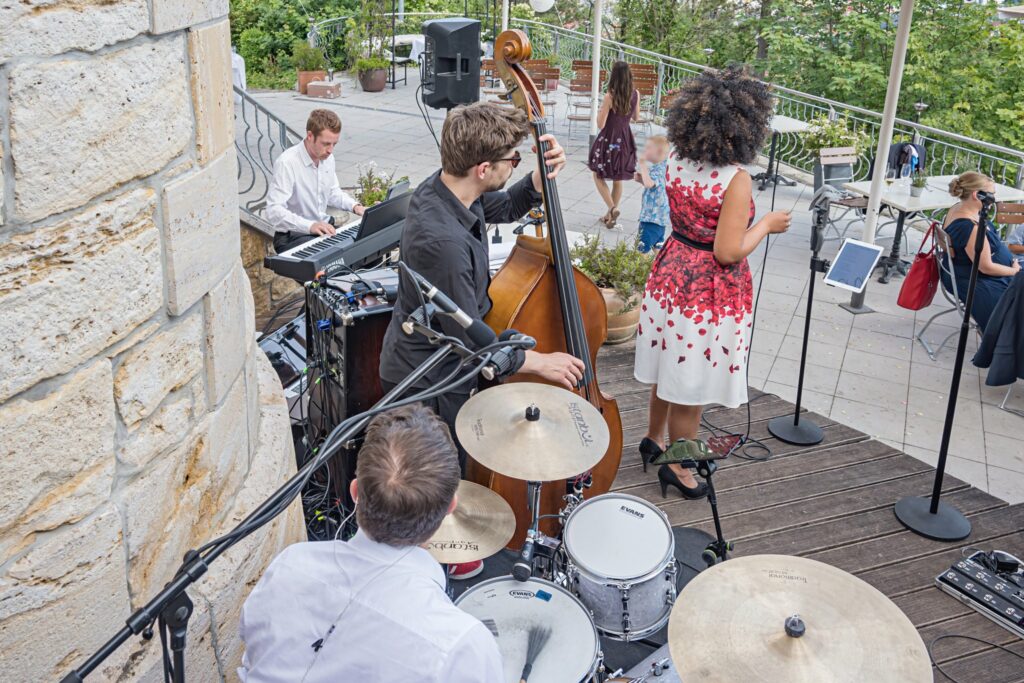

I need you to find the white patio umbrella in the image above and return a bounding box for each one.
[501,0,509,31]
[849,0,916,310]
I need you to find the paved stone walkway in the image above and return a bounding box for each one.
[249,73,1023,503]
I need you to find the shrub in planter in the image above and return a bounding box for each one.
[355,56,391,93]
[571,234,654,344]
[293,40,326,94]
[355,163,409,207]
[910,173,928,197]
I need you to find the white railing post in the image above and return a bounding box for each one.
[654,61,664,114]
[588,0,604,140]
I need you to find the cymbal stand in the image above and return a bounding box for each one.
[513,480,545,582]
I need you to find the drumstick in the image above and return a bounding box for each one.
[519,625,551,682]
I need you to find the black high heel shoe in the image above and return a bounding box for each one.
[638,437,663,473]
[658,464,708,500]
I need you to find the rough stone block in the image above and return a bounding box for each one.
[0,0,149,63]
[114,312,204,426]
[151,0,228,34]
[0,361,115,560]
[0,189,162,401]
[0,506,131,682]
[206,373,251,517]
[116,381,205,472]
[162,152,241,315]
[204,262,255,406]
[244,347,260,464]
[189,20,234,165]
[9,39,192,222]
[307,81,341,99]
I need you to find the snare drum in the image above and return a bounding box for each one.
[455,577,602,682]
[563,493,677,640]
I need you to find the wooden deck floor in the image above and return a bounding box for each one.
[598,340,1024,682]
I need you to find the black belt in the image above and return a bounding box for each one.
[671,231,715,252]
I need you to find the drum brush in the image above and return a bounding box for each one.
[519,625,551,682]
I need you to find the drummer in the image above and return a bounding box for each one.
[379,102,586,580]
[238,404,503,682]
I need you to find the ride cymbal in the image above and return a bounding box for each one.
[455,383,609,481]
[667,554,931,683]
[424,481,516,564]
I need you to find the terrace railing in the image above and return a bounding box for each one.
[234,85,303,235]
[512,19,1024,189]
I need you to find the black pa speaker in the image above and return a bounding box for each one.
[421,18,481,110]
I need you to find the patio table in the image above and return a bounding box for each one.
[842,175,1024,284]
[755,115,811,193]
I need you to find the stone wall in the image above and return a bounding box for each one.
[240,224,302,329]
[0,3,303,680]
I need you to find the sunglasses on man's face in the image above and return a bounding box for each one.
[492,150,522,169]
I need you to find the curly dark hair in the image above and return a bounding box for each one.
[665,67,773,167]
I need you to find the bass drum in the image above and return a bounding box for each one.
[455,577,603,682]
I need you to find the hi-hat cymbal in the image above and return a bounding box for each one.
[668,554,931,683]
[455,383,609,481]
[424,481,516,564]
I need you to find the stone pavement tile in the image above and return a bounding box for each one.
[852,311,916,339]
[754,290,801,316]
[911,332,980,369]
[841,348,910,383]
[904,411,987,463]
[761,380,834,417]
[879,438,904,452]
[751,311,793,336]
[768,356,841,394]
[748,329,786,357]
[909,361,981,399]
[835,371,908,412]
[830,396,907,443]
[906,385,983,424]
[786,318,853,348]
[747,351,775,381]
[901,445,991,495]
[981,403,1024,440]
[775,335,846,370]
[846,327,914,361]
[985,433,1024,475]
[980,382,1019,407]
[759,273,808,299]
[793,300,857,327]
[986,466,1024,504]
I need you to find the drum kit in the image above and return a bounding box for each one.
[425,383,933,683]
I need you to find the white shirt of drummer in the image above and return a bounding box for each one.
[265,141,358,234]
[238,530,503,683]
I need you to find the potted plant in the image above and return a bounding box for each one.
[292,40,327,95]
[571,234,654,344]
[355,56,391,93]
[803,115,871,190]
[910,173,927,197]
[354,163,409,206]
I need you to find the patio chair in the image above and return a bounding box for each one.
[995,202,1024,239]
[818,147,867,241]
[915,225,976,361]
[631,74,659,138]
[999,384,1022,417]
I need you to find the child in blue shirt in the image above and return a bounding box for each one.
[634,135,670,253]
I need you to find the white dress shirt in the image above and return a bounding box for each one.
[238,531,503,683]
[265,141,359,234]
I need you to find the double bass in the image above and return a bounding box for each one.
[467,30,624,548]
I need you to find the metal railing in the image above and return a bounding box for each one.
[234,85,303,234]
[310,12,466,57]
[513,19,1024,188]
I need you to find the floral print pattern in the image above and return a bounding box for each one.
[633,159,756,409]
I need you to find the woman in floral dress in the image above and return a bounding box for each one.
[634,68,791,498]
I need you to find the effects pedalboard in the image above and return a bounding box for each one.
[935,549,1024,638]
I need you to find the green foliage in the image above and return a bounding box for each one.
[354,56,392,73]
[911,173,927,188]
[292,40,326,71]
[355,164,410,206]
[570,234,654,310]
[802,116,872,156]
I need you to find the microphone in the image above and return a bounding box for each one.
[403,266,497,348]
[481,329,535,381]
[977,190,996,207]
[512,532,535,582]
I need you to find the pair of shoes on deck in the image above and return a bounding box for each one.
[639,437,708,500]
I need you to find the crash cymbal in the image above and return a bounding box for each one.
[667,554,931,683]
[424,481,516,564]
[455,383,609,481]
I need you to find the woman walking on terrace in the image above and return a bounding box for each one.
[588,61,639,228]
[634,67,791,499]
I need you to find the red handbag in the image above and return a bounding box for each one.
[897,222,940,310]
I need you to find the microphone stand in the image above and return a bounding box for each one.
[893,197,994,541]
[61,331,477,682]
[767,195,828,445]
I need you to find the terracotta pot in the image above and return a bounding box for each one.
[297,70,327,95]
[358,68,388,93]
[601,287,641,344]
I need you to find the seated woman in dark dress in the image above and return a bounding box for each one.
[940,171,1021,332]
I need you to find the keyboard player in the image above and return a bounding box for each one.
[266,109,366,254]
